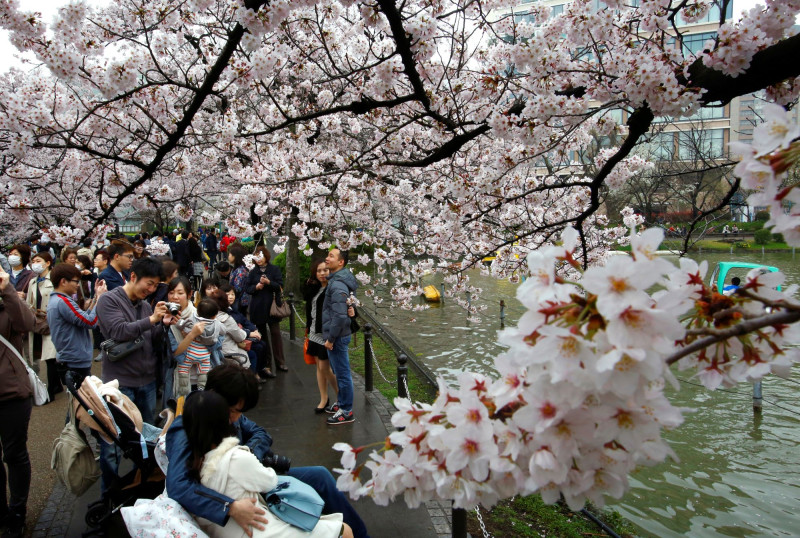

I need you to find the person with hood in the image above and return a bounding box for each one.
[321,249,358,426]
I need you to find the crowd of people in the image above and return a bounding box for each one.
[0,229,363,538]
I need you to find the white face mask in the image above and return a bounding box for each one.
[75,263,83,270]
[31,263,46,275]
[8,255,21,267]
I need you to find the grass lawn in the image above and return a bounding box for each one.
[616,239,792,252]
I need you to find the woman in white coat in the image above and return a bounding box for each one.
[26,251,60,401]
[184,391,353,538]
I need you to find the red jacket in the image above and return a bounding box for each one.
[219,236,236,252]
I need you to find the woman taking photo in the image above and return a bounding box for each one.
[304,259,339,413]
[227,243,250,316]
[25,252,60,401]
[245,246,287,373]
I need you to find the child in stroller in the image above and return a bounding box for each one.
[62,372,175,537]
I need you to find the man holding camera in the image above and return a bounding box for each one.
[96,257,167,494]
[166,364,370,538]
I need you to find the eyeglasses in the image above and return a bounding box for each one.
[70,279,81,284]
[121,254,135,259]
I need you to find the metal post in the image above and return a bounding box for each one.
[440,282,445,303]
[364,324,374,392]
[500,300,506,323]
[466,291,471,310]
[762,246,765,256]
[287,292,296,341]
[452,507,467,538]
[753,380,763,412]
[397,353,408,399]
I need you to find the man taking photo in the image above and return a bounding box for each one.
[96,257,167,494]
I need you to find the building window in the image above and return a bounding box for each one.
[679,31,717,56]
[644,132,675,161]
[678,129,725,160]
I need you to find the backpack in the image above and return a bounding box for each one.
[51,395,101,496]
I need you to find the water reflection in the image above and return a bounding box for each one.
[369,250,800,537]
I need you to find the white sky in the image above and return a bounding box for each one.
[0,0,767,74]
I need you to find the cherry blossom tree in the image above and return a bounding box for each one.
[2,0,800,511]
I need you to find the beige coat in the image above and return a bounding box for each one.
[199,437,343,538]
[26,274,57,361]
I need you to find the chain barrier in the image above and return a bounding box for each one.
[402,375,411,401]
[293,307,306,328]
[475,505,491,538]
[367,339,392,384]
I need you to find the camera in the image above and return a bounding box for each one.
[164,302,181,315]
[262,452,291,474]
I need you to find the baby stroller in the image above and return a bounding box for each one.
[64,372,175,537]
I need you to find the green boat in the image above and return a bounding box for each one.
[709,262,780,293]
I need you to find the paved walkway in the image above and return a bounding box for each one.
[36,335,448,537]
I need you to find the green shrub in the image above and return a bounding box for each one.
[754,210,770,221]
[273,249,313,279]
[773,232,785,243]
[754,228,772,245]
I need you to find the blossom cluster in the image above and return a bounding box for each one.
[334,227,800,510]
[732,103,800,245]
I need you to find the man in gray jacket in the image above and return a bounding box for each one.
[322,248,359,425]
[96,256,166,494]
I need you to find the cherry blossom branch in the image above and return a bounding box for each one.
[666,309,800,366]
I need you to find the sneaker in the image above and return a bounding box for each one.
[324,401,339,414]
[326,409,354,425]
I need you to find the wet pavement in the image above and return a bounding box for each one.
[33,335,449,537]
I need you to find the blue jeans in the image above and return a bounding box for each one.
[287,466,369,538]
[327,335,353,413]
[99,381,157,494]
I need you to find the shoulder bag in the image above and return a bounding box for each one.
[265,476,324,532]
[0,333,49,405]
[270,289,291,319]
[51,393,101,496]
[100,335,145,362]
[30,284,50,335]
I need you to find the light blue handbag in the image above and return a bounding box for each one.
[265,476,324,532]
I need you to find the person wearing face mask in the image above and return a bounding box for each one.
[25,253,62,401]
[0,252,10,275]
[7,245,35,301]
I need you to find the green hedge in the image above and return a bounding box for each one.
[273,250,313,279]
[754,228,772,245]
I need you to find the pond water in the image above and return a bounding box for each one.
[367,250,800,537]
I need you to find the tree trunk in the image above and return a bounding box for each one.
[284,206,300,296]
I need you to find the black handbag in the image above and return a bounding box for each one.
[350,305,360,333]
[100,336,145,362]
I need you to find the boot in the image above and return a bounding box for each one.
[1,513,25,538]
[196,373,208,391]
